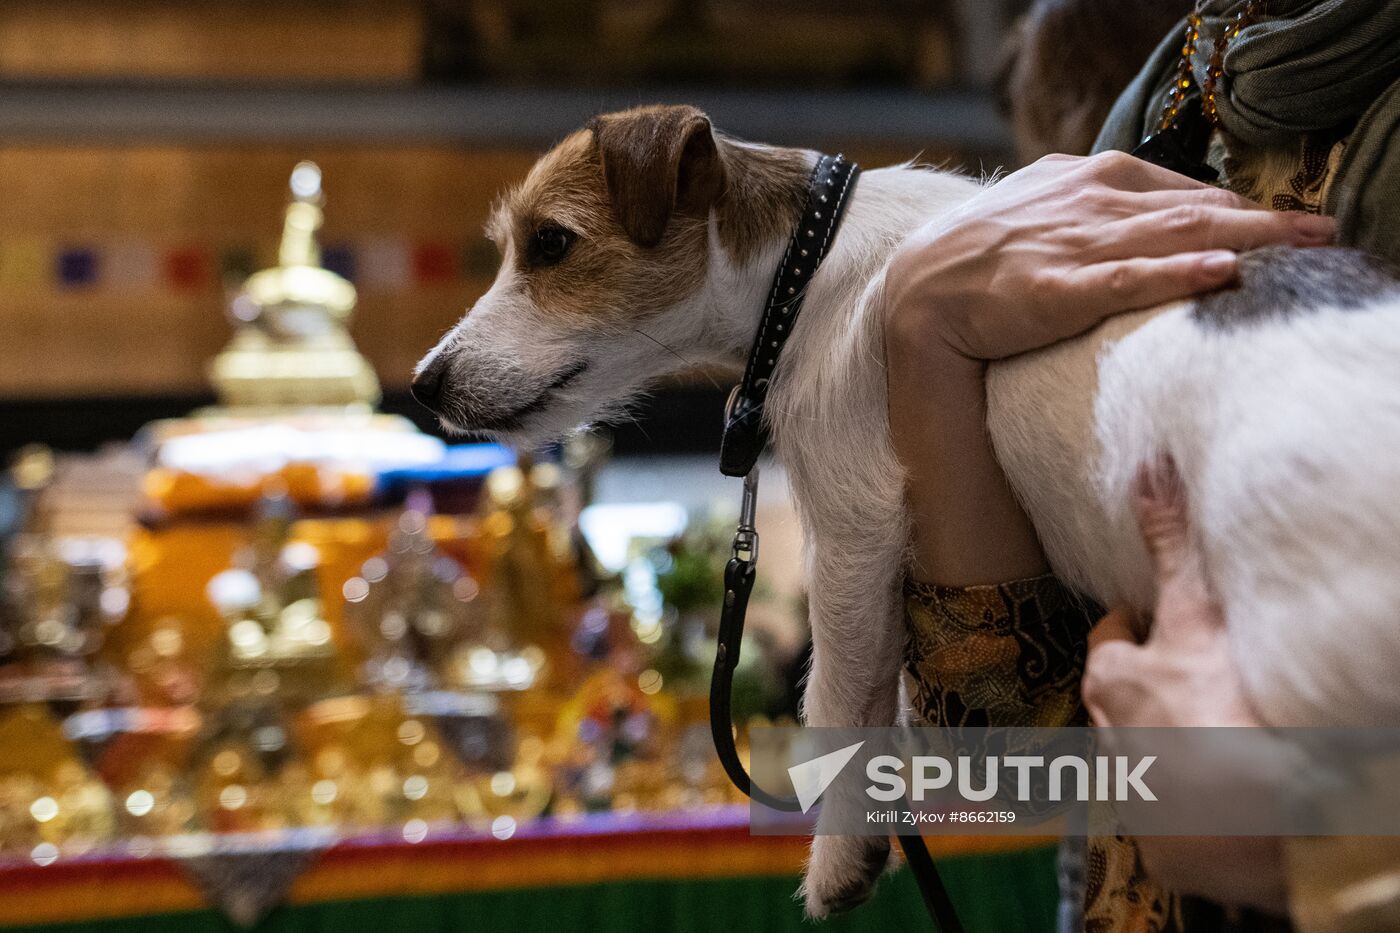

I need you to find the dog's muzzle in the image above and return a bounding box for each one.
[411,356,449,413]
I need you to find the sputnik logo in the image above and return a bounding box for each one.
[787,741,865,813]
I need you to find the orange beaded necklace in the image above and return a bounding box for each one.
[1157,0,1268,132]
[1134,0,1267,181]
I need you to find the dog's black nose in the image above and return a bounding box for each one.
[411,359,447,412]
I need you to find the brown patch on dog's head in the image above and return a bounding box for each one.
[591,102,813,265]
[591,104,726,249]
[486,105,739,325]
[484,104,812,331]
[713,143,811,264]
[415,104,818,441]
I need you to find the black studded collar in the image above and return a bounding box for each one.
[718,153,861,477]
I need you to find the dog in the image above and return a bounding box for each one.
[412,104,1400,915]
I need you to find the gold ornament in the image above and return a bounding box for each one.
[208,161,380,412]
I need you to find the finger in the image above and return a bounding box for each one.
[1131,458,1226,639]
[1061,251,1241,317]
[1052,186,1266,228]
[1081,640,1143,728]
[1089,607,1142,650]
[1090,205,1336,259]
[1074,150,1220,193]
[1129,186,1270,213]
[1132,457,1193,581]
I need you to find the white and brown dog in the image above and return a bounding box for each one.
[413,104,1400,914]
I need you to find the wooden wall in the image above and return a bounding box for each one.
[0,146,530,398]
[0,142,937,401]
[0,0,979,402]
[0,0,421,81]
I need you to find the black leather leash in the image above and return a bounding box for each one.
[709,153,964,933]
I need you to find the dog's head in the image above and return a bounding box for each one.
[413,104,801,446]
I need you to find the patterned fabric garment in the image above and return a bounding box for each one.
[1266,134,1346,214]
[903,576,1291,933]
[903,576,1091,730]
[1213,130,1349,216]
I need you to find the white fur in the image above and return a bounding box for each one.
[1089,302,1400,726]
[987,296,1400,727]
[420,150,1400,912]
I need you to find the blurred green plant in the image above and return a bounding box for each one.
[652,520,728,615]
[647,518,778,719]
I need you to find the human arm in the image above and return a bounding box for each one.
[882,150,1336,586]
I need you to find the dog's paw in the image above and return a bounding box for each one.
[800,833,891,918]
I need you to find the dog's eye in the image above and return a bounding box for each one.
[530,225,576,266]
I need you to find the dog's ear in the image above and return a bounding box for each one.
[591,105,725,248]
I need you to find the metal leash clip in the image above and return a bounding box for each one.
[732,469,760,566]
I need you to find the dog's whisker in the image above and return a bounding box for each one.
[629,328,723,391]
[621,410,653,443]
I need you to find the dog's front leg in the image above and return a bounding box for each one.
[796,507,908,917]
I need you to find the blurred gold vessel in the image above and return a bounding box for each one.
[208,161,380,412]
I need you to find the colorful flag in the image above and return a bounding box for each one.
[357,236,410,290]
[412,241,456,285]
[0,239,46,287]
[105,242,159,290]
[56,246,99,288]
[163,246,212,290]
[0,235,476,294]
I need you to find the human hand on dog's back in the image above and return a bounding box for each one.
[883,150,1336,363]
[882,150,1336,586]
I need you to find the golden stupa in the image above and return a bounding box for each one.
[208,162,380,411]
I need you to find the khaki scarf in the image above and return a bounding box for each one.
[1094,0,1400,263]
